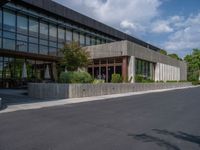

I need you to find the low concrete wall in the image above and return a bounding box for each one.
[28,82,192,99]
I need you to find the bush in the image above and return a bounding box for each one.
[59,71,93,83]
[166,80,178,83]
[192,80,199,85]
[93,79,105,84]
[135,75,154,83]
[111,74,123,83]
[135,75,143,83]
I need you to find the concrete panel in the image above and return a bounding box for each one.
[29,83,192,99]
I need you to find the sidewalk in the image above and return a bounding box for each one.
[0,85,197,114]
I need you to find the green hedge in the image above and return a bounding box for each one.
[111,74,123,83]
[59,71,93,83]
[135,75,154,83]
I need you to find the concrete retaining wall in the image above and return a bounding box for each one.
[28,82,192,99]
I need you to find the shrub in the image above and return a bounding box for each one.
[111,74,123,83]
[192,80,199,85]
[59,71,93,83]
[166,80,178,83]
[93,79,105,84]
[135,75,143,83]
[135,75,154,83]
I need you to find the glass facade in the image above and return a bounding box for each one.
[135,59,155,80]
[0,2,116,88]
[0,3,115,55]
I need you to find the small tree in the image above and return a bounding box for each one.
[168,53,181,60]
[160,49,167,55]
[60,42,91,71]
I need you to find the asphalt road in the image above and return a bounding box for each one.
[0,87,200,150]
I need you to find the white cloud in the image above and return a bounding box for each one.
[54,0,162,35]
[151,21,173,33]
[164,13,200,55]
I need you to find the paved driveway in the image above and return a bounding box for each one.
[0,87,200,150]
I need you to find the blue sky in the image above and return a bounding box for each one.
[54,0,200,58]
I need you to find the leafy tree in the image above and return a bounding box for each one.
[160,49,167,55]
[60,42,91,71]
[168,53,181,60]
[184,49,200,81]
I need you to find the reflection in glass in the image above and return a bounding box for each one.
[3,10,16,32]
[29,18,38,37]
[17,14,28,34]
[3,39,15,50]
[49,25,57,41]
[40,22,48,39]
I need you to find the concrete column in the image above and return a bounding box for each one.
[122,57,128,82]
[128,56,135,83]
[52,62,58,81]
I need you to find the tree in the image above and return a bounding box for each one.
[168,53,181,60]
[160,49,167,55]
[184,49,200,81]
[60,42,91,71]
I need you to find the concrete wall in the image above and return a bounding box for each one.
[86,40,187,81]
[29,83,192,99]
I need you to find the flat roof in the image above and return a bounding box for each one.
[8,0,161,51]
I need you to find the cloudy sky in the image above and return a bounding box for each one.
[54,0,200,58]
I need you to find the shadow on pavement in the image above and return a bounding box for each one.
[128,129,200,150]
[0,89,60,106]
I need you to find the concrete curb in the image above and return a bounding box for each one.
[0,85,199,114]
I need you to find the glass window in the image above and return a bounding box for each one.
[58,27,65,42]
[17,14,28,34]
[96,39,101,45]
[49,47,57,56]
[58,43,64,49]
[39,45,48,55]
[49,41,57,47]
[29,43,38,54]
[49,25,57,41]
[0,9,2,29]
[17,34,27,42]
[40,39,48,46]
[91,37,96,45]
[66,30,72,42]
[29,18,38,37]
[3,39,15,50]
[16,41,27,52]
[80,34,85,45]
[3,31,15,39]
[73,31,79,42]
[29,37,38,44]
[40,22,48,39]
[86,36,90,46]
[3,10,16,32]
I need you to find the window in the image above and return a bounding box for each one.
[49,47,57,56]
[66,30,72,42]
[39,45,48,55]
[16,41,27,52]
[29,43,38,54]
[17,14,28,34]
[86,36,90,46]
[3,39,15,50]
[40,22,48,39]
[73,31,79,42]
[29,37,38,44]
[0,9,2,29]
[58,27,65,42]
[17,34,27,42]
[80,34,85,45]
[91,37,96,45]
[49,25,57,41]
[3,10,16,32]
[29,18,38,37]
[3,31,15,39]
